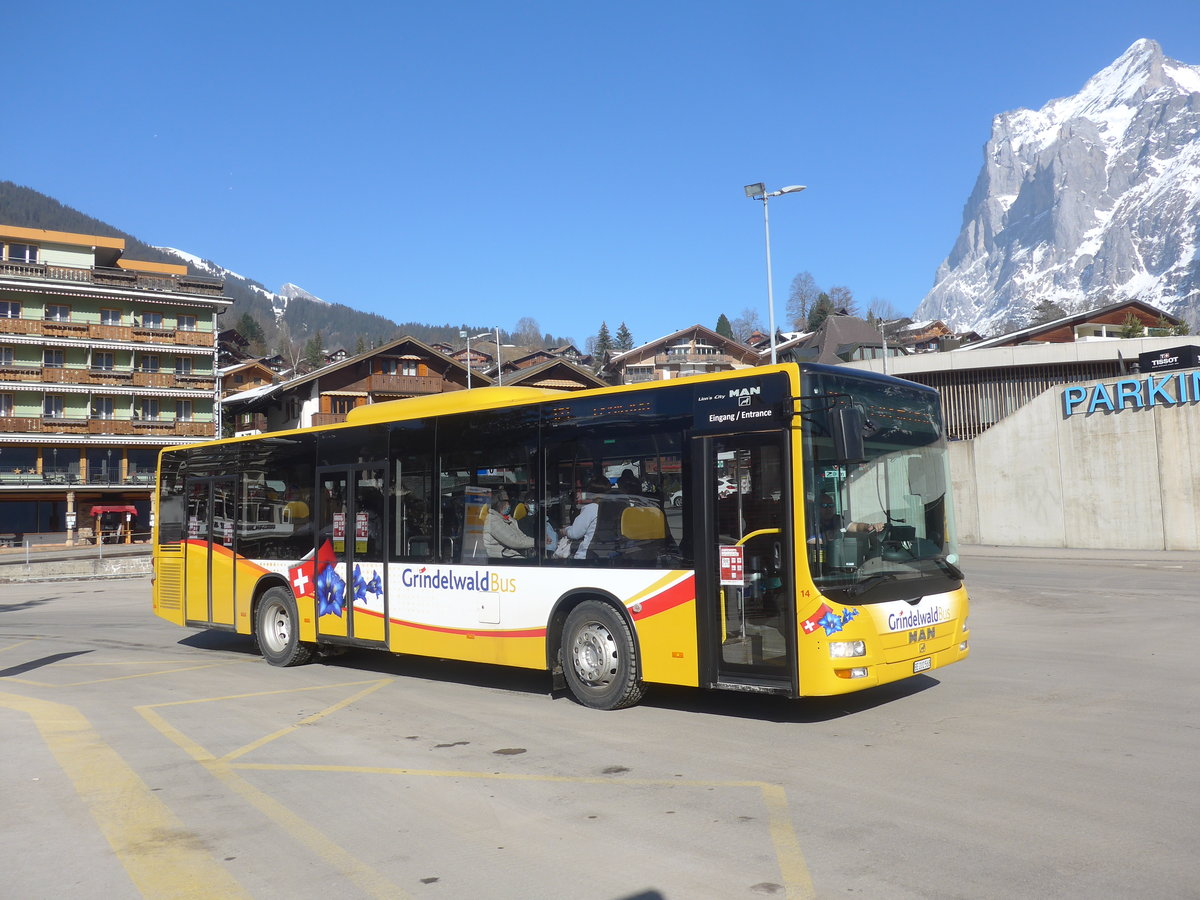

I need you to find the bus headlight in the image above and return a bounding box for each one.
[829,640,866,658]
[962,617,969,633]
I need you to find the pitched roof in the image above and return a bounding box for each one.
[609,324,761,365]
[502,358,607,391]
[963,299,1182,350]
[223,335,490,406]
[773,315,885,364]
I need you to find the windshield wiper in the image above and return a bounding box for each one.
[931,556,964,581]
[843,573,900,599]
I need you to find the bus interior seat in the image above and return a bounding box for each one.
[586,498,625,559]
[619,506,667,561]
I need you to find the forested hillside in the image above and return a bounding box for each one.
[0,181,571,357]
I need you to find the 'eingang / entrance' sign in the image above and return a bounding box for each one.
[1062,369,1200,416]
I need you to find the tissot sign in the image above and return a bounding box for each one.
[1138,345,1200,373]
[1062,369,1200,416]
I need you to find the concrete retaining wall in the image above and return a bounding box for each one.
[0,552,151,582]
[950,372,1200,550]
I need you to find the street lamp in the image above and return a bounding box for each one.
[460,330,493,389]
[459,330,472,389]
[744,182,806,364]
[494,326,502,386]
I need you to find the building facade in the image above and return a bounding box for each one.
[223,336,482,435]
[0,225,229,542]
[844,310,1200,549]
[607,325,760,383]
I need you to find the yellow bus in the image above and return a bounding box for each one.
[152,363,969,709]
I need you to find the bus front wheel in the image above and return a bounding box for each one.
[562,600,644,710]
[255,587,313,667]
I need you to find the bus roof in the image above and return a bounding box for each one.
[345,386,565,425]
[162,364,802,457]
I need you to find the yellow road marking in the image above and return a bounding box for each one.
[224,679,390,761]
[139,679,814,899]
[0,691,248,899]
[138,679,408,900]
[6,659,252,688]
[0,639,36,654]
[761,783,817,899]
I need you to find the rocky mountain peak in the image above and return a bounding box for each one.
[916,39,1200,335]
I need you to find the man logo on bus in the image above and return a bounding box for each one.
[729,386,761,400]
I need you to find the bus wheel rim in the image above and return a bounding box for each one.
[265,601,290,652]
[571,623,616,686]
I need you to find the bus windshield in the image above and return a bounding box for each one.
[801,369,962,605]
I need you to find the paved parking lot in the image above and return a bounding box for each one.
[2,551,1198,899]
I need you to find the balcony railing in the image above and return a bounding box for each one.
[0,467,158,487]
[0,415,214,437]
[311,412,348,427]
[0,315,216,345]
[341,373,445,395]
[0,260,225,296]
[1,365,214,390]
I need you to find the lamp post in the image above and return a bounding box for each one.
[744,182,806,364]
[495,326,502,386]
[459,330,472,389]
[461,331,494,389]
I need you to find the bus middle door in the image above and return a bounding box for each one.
[183,476,237,627]
[696,433,796,692]
[315,465,387,645]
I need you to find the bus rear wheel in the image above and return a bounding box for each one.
[255,587,313,667]
[562,600,644,710]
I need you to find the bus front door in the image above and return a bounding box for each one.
[700,435,796,690]
[184,476,237,627]
[315,465,388,645]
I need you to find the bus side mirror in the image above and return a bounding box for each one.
[831,408,867,463]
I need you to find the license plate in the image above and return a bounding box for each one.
[913,657,932,673]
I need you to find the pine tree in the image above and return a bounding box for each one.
[715,314,733,338]
[1118,312,1145,339]
[233,312,267,355]
[593,322,613,369]
[1030,299,1067,325]
[303,330,325,372]
[807,293,834,331]
[614,322,634,352]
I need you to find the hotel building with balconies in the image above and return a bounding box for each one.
[0,224,230,543]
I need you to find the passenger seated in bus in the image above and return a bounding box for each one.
[483,493,535,559]
[513,490,558,553]
[559,477,610,559]
[616,469,641,496]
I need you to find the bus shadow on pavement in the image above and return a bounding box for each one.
[640,676,942,723]
[177,631,261,656]
[169,636,941,722]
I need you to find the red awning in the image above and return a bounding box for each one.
[91,505,138,515]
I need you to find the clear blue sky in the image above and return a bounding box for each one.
[4,1,1198,347]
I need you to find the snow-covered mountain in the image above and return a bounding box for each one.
[916,39,1200,334]
[156,248,325,322]
[278,282,330,307]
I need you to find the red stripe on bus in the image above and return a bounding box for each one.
[391,619,549,639]
[386,574,696,638]
[629,575,695,620]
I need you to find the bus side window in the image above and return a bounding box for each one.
[390,420,435,562]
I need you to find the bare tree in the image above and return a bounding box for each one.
[513,316,542,347]
[731,307,763,343]
[827,285,858,316]
[868,296,900,322]
[785,272,820,329]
